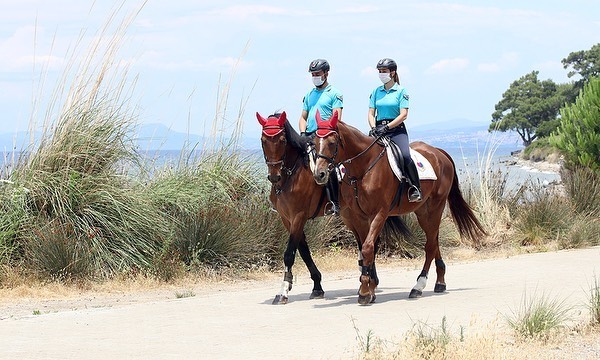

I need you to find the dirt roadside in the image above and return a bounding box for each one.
[1,247,599,359]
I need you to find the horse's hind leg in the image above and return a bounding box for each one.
[410,204,445,298]
[298,234,324,299]
[434,254,446,293]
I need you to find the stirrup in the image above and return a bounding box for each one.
[408,186,422,202]
[324,201,340,216]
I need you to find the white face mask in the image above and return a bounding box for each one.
[379,73,392,84]
[312,75,325,87]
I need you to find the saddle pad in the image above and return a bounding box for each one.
[384,140,437,181]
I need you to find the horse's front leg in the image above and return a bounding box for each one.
[273,232,298,305]
[297,232,324,299]
[358,214,386,305]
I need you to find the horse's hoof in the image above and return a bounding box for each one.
[272,295,289,305]
[434,283,446,293]
[409,289,422,299]
[371,294,377,303]
[358,293,373,305]
[309,289,325,299]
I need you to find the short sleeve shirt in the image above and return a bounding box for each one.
[303,84,343,132]
[368,83,409,121]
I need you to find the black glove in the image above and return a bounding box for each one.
[300,131,308,136]
[370,124,389,137]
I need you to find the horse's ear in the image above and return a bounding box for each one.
[256,112,267,126]
[278,111,287,126]
[315,109,322,123]
[330,110,339,128]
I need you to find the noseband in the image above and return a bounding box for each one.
[315,131,340,172]
[262,134,300,194]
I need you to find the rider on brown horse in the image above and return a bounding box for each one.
[299,59,344,215]
[368,58,422,202]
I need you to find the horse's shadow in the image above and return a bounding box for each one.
[261,286,475,307]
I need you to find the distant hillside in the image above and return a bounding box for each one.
[0,120,520,153]
[0,124,208,152]
[410,119,520,147]
[134,124,207,151]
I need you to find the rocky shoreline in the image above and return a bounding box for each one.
[512,157,561,174]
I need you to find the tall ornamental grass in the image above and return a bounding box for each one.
[0,3,173,279]
[146,151,284,270]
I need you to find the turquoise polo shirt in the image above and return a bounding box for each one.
[369,83,409,121]
[302,84,343,132]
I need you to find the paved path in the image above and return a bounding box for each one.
[1,247,599,359]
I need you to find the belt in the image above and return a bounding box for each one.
[376,119,393,125]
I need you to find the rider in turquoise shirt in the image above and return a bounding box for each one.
[299,59,343,215]
[369,83,409,121]
[368,58,422,202]
[300,60,343,134]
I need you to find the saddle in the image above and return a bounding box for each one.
[380,137,437,181]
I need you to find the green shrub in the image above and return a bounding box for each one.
[559,215,600,249]
[513,183,571,246]
[522,138,559,162]
[0,181,28,264]
[561,167,600,216]
[550,77,600,171]
[506,290,572,340]
[590,275,600,325]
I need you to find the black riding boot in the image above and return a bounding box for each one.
[325,172,340,215]
[405,160,422,202]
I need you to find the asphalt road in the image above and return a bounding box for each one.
[1,247,599,359]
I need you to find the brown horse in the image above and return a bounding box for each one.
[312,111,486,304]
[256,111,331,304]
[257,111,411,304]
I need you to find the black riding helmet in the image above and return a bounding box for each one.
[376,58,397,72]
[308,59,330,72]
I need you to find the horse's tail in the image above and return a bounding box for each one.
[383,216,412,239]
[438,148,487,245]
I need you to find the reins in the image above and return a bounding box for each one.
[315,131,388,214]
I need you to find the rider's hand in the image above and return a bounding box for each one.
[371,125,389,137]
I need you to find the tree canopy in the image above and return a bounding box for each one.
[490,43,599,145]
[489,71,565,146]
[562,43,600,93]
[550,77,600,171]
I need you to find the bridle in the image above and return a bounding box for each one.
[315,128,384,177]
[261,130,300,195]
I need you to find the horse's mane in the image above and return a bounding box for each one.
[337,120,377,150]
[270,112,309,154]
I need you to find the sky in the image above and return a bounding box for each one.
[0,0,599,139]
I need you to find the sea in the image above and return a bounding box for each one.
[1,143,560,191]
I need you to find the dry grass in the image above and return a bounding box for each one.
[357,317,600,360]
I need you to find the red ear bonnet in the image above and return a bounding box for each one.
[257,111,287,136]
[315,110,338,138]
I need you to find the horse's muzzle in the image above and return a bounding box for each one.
[267,174,281,184]
[313,169,328,186]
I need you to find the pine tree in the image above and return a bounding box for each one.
[550,77,600,171]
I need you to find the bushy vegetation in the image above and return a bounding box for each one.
[521,138,560,163]
[550,77,600,171]
[1,6,598,285]
[506,291,572,340]
[590,275,600,325]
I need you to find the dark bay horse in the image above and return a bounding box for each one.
[312,111,486,304]
[256,111,331,304]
